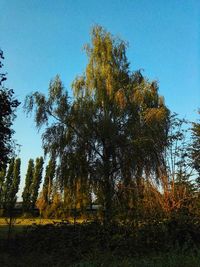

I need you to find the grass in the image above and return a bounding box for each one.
[0,217,84,238]
[0,217,85,225]
[0,217,67,226]
[72,252,200,267]
[1,218,200,266]
[0,251,200,267]
[0,217,61,238]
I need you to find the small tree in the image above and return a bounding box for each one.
[36,192,47,218]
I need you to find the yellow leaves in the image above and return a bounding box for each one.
[144,107,167,125]
[115,89,126,109]
[36,192,47,213]
[72,76,86,97]
[131,80,154,107]
[81,26,129,102]
[105,67,114,96]
[132,86,145,105]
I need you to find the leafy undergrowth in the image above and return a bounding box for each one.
[1,219,200,266]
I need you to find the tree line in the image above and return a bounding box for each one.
[0,26,199,225]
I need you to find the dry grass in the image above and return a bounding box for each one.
[0,217,84,226]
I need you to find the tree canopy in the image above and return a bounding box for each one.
[25,26,170,223]
[0,49,20,170]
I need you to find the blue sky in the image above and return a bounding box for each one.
[0,0,199,195]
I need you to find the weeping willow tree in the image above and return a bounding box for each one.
[25,26,170,223]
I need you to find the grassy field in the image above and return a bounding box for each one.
[0,217,64,226]
[0,217,84,239]
[0,217,85,226]
[1,219,200,266]
[0,218,56,238]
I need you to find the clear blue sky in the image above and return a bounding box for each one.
[0,0,199,195]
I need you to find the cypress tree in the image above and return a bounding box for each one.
[3,158,21,215]
[42,157,56,205]
[22,159,34,212]
[9,158,21,207]
[30,157,44,210]
[3,158,15,210]
[0,167,6,208]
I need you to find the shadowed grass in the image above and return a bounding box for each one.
[0,217,84,238]
[1,251,200,267]
[73,252,200,267]
[1,220,200,266]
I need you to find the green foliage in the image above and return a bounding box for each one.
[22,159,35,212]
[10,158,21,205]
[24,26,170,224]
[2,158,15,205]
[36,157,57,217]
[1,23,199,267]
[22,157,44,213]
[42,157,56,205]
[0,49,20,170]
[1,158,21,215]
[0,168,6,210]
[30,157,44,210]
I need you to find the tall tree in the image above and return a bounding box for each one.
[3,158,15,209]
[42,157,56,205]
[9,158,21,208]
[22,159,35,212]
[24,26,170,223]
[71,26,170,222]
[30,157,44,210]
[0,167,6,210]
[2,158,21,214]
[0,49,20,170]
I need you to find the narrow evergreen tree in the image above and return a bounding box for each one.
[3,158,15,209]
[22,159,34,212]
[9,158,21,208]
[0,167,6,206]
[30,157,44,210]
[2,158,21,215]
[42,157,56,205]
